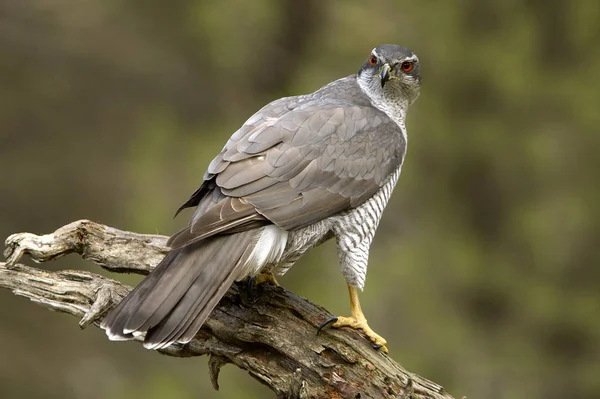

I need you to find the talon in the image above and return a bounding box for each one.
[254,271,280,286]
[331,315,388,352]
[316,316,339,335]
[240,276,261,306]
[246,275,256,292]
[322,285,389,352]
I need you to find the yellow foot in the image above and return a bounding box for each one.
[254,271,280,286]
[318,285,388,351]
[331,315,388,352]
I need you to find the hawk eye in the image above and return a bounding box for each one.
[369,55,378,66]
[401,61,414,73]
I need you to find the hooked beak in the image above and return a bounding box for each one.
[379,63,391,88]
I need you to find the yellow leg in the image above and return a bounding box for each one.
[254,271,280,286]
[331,285,388,352]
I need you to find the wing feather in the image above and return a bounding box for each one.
[172,95,406,247]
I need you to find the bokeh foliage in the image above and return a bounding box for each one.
[1,1,598,398]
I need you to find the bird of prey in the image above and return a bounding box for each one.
[101,44,421,352]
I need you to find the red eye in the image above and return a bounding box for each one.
[401,61,414,73]
[369,55,377,66]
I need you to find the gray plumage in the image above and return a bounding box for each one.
[101,44,421,349]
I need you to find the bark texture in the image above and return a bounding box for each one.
[1,220,458,399]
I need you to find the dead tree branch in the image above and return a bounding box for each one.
[1,220,457,399]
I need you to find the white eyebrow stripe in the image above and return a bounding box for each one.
[371,48,418,64]
[402,55,419,63]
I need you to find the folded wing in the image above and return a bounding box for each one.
[170,98,405,249]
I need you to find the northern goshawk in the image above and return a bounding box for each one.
[102,44,421,352]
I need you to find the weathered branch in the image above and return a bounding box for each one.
[2,220,457,399]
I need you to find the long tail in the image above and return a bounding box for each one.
[101,226,287,349]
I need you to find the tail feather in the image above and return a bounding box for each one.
[126,242,223,334]
[101,249,181,341]
[143,232,256,348]
[101,226,287,349]
[176,238,260,344]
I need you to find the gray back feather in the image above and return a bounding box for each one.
[172,76,406,247]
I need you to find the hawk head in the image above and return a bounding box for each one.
[358,44,421,107]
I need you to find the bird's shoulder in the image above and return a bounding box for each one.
[209,75,402,174]
[169,75,406,247]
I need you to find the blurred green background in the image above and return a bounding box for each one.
[1,1,599,398]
